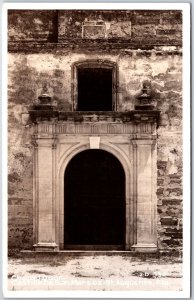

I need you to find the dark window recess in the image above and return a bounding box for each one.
[77,68,113,111]
[64,150,125,247]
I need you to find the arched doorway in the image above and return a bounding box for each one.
[64,149,125,249]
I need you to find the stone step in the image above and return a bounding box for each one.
[20,250,160,258]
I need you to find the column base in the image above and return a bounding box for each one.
[33,242,59,252]
[125,244,131,251]
[131,243,157,253]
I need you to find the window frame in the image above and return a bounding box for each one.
[71,60,118,111]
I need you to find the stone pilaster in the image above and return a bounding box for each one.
[33,137,59,251]
[131,139,157,253]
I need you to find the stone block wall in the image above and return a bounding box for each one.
[8,10,57,41]
[8,10,182,44]
[8,10,183,252]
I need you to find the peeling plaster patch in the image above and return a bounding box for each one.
[13,105,27,123]
[34,18,43,25]
[166,152,178,175]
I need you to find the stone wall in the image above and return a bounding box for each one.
[8,10,182,44]
[8,10,183,252]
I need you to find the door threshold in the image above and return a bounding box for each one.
[63,245,126,250]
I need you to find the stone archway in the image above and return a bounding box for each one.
[64,149,126,249]
[57,142,132,251]
[30,108,159,253]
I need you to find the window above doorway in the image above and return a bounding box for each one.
[72,60,118,112]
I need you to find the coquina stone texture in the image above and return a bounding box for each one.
[8,10,182,253]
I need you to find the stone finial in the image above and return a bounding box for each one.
[138,81,151,104]
[38,93,52,105]
[32,92,56,112]
[135,81,154,110]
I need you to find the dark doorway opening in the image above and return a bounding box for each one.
[77,68,113,111]
[64,150,125,249]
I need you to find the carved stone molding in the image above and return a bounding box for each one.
[32,121,158,137]
[30,110,159,252]
[28,110,160,124]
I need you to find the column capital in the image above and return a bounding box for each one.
[131,139,156,146]
[33,138,58,148]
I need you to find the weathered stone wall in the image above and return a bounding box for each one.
[8,10,183,252]
[8,10,56,41]
[8,10,182,44]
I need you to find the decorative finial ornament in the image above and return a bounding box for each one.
[32,91,56,112]
[135,81,154,110]
[38,93,52,105]
[29,90,59,121]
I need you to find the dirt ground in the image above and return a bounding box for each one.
[7,255,182,291]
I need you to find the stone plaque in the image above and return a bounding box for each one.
[82,21,106,39]
[83,25,106,39]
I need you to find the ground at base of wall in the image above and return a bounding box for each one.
[8,255,182,291]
